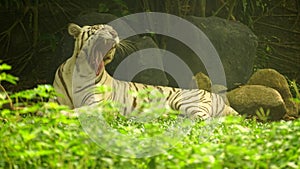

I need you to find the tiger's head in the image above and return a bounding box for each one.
[68,23,119,75]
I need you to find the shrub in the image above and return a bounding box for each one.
[1,63,300,168]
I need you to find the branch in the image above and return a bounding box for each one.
[227,0,236,20]
[259,41,300,51]
[212,1,228,16]
[0,6,31,56]
[252,0,287,25]
[32,0,39,48]
[53,1,72,21]
[0,84,14,110]
[291,0,300,29]
[256,21,300,34]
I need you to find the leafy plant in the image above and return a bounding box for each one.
[255,107,271,122]
[290,80,300,104]
[0,61,19,85]
[0,61,19,109]
[1,93,300,168]
[1,62,300,168]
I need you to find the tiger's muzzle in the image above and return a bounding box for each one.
[85,31,118,76]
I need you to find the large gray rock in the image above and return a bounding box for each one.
[166,16,257,89]
[133,37,169,85]
[247,69,298,117]
[108,36,169,86]
[227,85,287,120]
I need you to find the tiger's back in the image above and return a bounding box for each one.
[53,57,76,108]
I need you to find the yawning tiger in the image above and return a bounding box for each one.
[53,23,238,120]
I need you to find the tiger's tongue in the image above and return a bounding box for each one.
[96,61,104,76]
[95,50,104,76]
[94,39,113,76]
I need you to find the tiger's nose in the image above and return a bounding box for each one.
[110,31,119,43]
[110,31,118,38]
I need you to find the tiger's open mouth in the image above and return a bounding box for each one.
[88,37,117,76]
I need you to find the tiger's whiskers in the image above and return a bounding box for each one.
[116,39,136,56]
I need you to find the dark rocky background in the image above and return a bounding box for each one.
[0,0,299,92]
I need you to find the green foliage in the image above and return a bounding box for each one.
[255,107,271,122]
[290,80,300,104]
[93,86,181,138]
[1,104,300,168]
[0,62,19,85]
[1,63,300,168]
[11,85,56,102]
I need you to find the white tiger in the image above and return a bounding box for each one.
[53,23,118,109]
[54,23,238,120]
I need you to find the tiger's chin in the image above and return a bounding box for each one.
[96,61,104,76]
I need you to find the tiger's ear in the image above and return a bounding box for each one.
[68,23,82,38]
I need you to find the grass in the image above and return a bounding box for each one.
[1,99,299,168]
[0,63,299,169]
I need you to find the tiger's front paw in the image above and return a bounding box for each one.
[190,112,210,121]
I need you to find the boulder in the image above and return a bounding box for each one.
[190,72,230,105]
[227,85,287,120]
[247,69,298,117]
[166,16,257,89]
[108,36,169,86]
[190,72,212,91]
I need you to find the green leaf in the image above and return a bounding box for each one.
[0,63,12,71]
